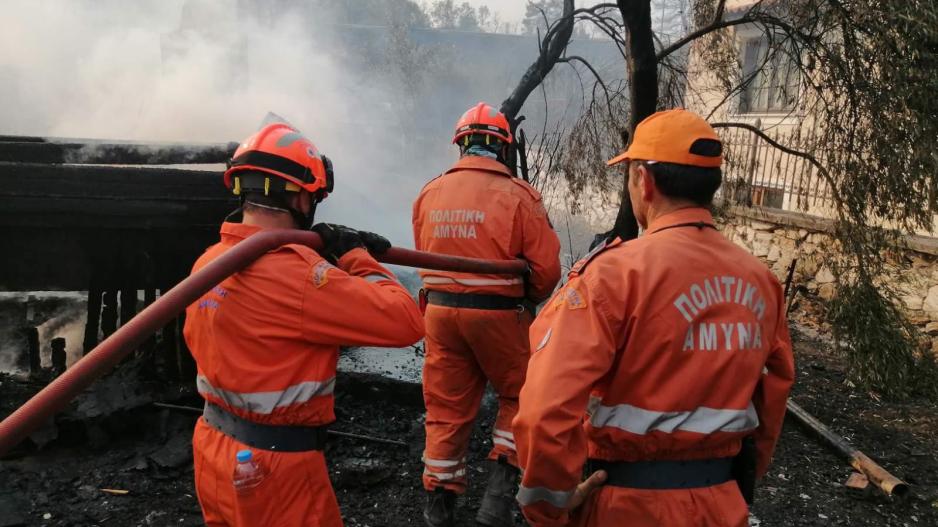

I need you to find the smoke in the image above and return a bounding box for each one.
[0,292,86,373]
[1,1,623,251]
[0,0,497,246]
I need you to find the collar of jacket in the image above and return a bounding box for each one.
[645,207,716,234]
[446,155,513,178]
[219,221,264,244]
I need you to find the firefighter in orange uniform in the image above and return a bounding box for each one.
[184,123,424,527]
[413,102,562,526]
[513,109,795,527]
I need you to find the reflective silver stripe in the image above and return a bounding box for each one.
[516,485,574,508]
[493,437,516,451]
[535,327,552,351]
[493,428,514,440]
[586,395,601,417]
[424,468,467,480]
[197,375,336,415]
[423,457,464,468]
[589,401,759,435]
[363,274,393,283]
[423,276,523,286]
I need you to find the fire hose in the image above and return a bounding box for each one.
[0,230,528,455]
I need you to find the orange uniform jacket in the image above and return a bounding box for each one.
[514,208,795,527]
[413,156,561,301]
[185,222,425,427]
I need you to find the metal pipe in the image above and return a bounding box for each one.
[0,230,526,455]
[786,400,909,497]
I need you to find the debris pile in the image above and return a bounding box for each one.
[1,328,936,525]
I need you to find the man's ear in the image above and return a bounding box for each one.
[638,164,656,202]
[291,191,312,214]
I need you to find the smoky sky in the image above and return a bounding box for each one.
[0,0,565,246]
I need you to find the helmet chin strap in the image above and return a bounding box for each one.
[243,200,291,214]
[290,198,319,230]
[239,192,321,230]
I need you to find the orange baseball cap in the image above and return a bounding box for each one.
[606,109,722,168]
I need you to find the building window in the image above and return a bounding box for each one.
[739,36,800,114]
[751,185,785,209]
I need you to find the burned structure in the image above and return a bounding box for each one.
[0,135,238,380]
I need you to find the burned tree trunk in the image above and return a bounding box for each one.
[611,0,659,242]
[500,0,575,180]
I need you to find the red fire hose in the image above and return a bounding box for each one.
[0,230,528,455]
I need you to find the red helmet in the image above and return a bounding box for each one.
[452,102,512,145]
[223,123,334,198]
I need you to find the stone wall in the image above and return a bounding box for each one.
[719,207,938,349]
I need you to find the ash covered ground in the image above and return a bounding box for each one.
[1,325,937,527]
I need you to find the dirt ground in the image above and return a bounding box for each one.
[1,323,937,527]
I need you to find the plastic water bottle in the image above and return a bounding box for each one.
[232,449,267,494]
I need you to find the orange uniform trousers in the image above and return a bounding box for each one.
[570,483,748,527]
[193,419,342,527]
[422,304,532,492]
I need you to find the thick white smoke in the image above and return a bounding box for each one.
[0,0,482,245]
[0,0,624,246]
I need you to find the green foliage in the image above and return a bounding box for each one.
[791,1,938,398]
[801,0,938,232]
[674,0,938,399]
[312,0,431,28]
[828,273,938,401]
[421,0,502,31]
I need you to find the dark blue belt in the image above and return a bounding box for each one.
[202,402,327,452]
[587,457,734,490]
[426,291,522,310]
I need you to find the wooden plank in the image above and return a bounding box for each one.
[0,162,234,229]
[0,139,237,165]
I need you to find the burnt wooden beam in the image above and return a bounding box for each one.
[83,288,102,356]
[50,337,67,376]
[0,137,238,165]
[0,162,234,230]
[120,288,137,326]
[142,289,158,356]
[101,290,118,339]
[25,327,40,377]
[0,135,46,143]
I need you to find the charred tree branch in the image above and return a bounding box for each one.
[500,0,575,122]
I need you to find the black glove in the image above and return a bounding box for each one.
[312,223,365,262]
[359,230,391,255]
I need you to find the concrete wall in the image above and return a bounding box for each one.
[721,206,938,352]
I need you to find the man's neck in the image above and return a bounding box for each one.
[242,210,296,230]
[642,200,703,229]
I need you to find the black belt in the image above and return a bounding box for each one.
[426,291,522,310]
[202,402,327,452]
[587,457,734,490]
